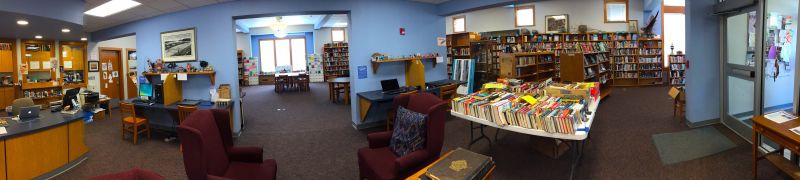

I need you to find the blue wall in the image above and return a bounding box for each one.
[250,32,315,64]
[90,0,447,131]
[685,0,720,123]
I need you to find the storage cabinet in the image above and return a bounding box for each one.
[0,87,14,109]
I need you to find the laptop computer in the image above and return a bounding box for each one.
[19,105,41,120]
[380,79,405,94]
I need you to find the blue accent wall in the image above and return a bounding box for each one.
[685,0,720,123]
[90,0,447,132]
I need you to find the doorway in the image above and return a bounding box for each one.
[99,48,124,100]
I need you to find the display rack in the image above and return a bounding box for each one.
[60,41,87,89]
[323,42,349,79]
[669,54,686,86]
[21,40,61,107]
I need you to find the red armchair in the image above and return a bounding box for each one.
[178,109,277,180]
[358,93,448,180]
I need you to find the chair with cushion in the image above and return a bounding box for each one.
[89,168,166,180]
[358,93,448,180]
[11,97,35,116]
[178,109,277,180]
[120,102,150,145]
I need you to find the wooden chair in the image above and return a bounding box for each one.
[296,74,310,91]
[120,103,150,145]
[438,84,459,107]
[178,105,198,151]
[275,75,288,93]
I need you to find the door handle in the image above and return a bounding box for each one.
[731,68,755,78]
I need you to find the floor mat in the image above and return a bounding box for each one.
[652,126,737,165]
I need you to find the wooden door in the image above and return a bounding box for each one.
[100,49,123,99]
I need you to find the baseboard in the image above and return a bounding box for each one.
[685,118,720,128]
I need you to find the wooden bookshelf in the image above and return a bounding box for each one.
[323,42,349,79]
[560,52,613,98]
[446,32,480,78]
[59,41,87,89]
[143,71,217,85]
[21,40,61,107]
[237,50,246,86]
[0,39,17,109]
[498,52,558,81]
[669,54,686,86]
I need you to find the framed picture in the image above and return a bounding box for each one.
[628,20,639,33]
[160,27,197,62]
[545,14,569,33]
[88,61,100,72]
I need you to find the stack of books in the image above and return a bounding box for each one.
[452,81,591,134]
[423,148,494,180]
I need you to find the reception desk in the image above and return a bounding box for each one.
[0,112,87,180]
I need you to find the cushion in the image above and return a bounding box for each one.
[389,106,427,157]
[224,159,278,180]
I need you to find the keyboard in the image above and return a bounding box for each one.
[133,99,151,104]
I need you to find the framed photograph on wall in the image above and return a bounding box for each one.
[545,14,569,33]
[160,27,197,62]
[628,20,639,33]
[88,61,100,72]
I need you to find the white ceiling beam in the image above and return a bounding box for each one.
[315,14,331,29]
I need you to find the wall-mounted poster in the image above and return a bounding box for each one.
[161,27,197,62]
[545,14,569,33]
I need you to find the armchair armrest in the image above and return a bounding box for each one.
[394,150,430,173]
[227,146,264,163]
[367,131,393,148]
[208,175,233,180]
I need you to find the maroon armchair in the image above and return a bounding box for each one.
[178,109,277,180]
[90,168,165,180]
[358,93,448,180]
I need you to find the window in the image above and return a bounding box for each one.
[259,38,307,73]
[515,5,535,27]
[663,0,685,6]
[332,28,345,42]
[453,15,466,33]
[604,0,628,23]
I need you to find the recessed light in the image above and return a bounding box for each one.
[85,0,141,17]
[34,35,42,39]
[17,20,28,25]
[62,28,71,33]
[81,37,87,41]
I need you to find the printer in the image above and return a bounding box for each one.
[79,91,100,105]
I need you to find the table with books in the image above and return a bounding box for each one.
[449,79,600,179]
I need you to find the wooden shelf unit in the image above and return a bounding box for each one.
[323,42,349,79]
[669,54,686,86]
[559,52,613,98]
[21,40,61,107]
[370,57,437,74]
[0,39,17,109]
[237,50,247,86]
[59,41,87,89]
[143,71,217,85]
[498,52,558,82]
[446,32,480,78]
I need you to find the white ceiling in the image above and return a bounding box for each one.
[411,0,451,4]
[84,0,235,32]
[235,14,349,32]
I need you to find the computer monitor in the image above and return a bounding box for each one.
[62,88,80,108]
[139,84,153,99]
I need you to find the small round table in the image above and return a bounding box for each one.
[328,77,350,104]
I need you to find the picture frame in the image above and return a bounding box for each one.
[628,20,639,33]
[160,27,197,62]
[88,61,100,72]
[545,14,569,33]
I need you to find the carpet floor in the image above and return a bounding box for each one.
[56,84,790,180]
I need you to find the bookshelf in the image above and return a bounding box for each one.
[637,39,664,86]
[59,41,87,89]
[237,50,246,86]
[669,54,686,86]
[0,39,17,109]
[446,32,480,78]
[498,52,557,81]
[560,52,612,98]
[21,40,61,107]
[323,42,349,79]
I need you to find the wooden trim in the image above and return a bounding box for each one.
[663,6,685,13]
[452,15,466,33]
[515,5,535,27]
[331,28,346,42]
[604,0,629,23]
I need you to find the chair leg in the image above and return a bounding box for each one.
[147,123,151,138]
[121,123,125,140]
[133,125,138,145]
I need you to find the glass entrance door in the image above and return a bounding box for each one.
[761,0,798,116]
[722,8,762,140]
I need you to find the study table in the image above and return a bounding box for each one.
[355,79,465,129]
[450,98,600,180]
[752,115,800,179]
[121,99,234,135]
[0,111,88,179]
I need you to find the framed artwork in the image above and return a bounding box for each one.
[160,27,197,62]
[628,20,639,33]
[88,61,100,72]
[545,14,569,33]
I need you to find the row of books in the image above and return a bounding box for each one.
[563,42,610,53]
[670,64,686,70]
[449,47,471,56]
[614,64,638,71]
[614,72,638,78]
[452,91,589,134]
[613,56,636,63]
[639,49,663,55]
[671,77,685,85]
[640,71,663,78]
[612,49,637,56]
[669,55,687,63]
[639,57,661,63]
[614,41,638,48]
[640,41,663,48]
[640,64,662,70]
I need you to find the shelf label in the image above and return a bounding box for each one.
[483,83,504,89]
[521,95,537,104]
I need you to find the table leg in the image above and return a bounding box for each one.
[468,122,492,149]
[753,129,759,179]
[328,82,334,102]
[568,140,585,180]
[345,83,350,105]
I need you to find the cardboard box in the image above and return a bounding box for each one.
[544,83,597,100]
[218,84,231,99]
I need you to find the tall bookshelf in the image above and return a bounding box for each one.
[237,50,246,86]
[499,52,557,82]
[669,54,686,86]
[446,32,479,78]
[21,40,61,108]
[59,41,87,89]
[323,42,349,79]
[637,39,664,86]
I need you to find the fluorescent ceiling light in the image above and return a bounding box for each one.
[17,20,28,25]
[81,37,88,41]
[62,28,71,33]
[85,0,141,17]
[334,22,348,26]
[35,35,42,39]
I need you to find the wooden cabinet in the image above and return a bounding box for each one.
[0,87,14,109]
[0,49,12,73]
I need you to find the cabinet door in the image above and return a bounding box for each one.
[0,87,13,108]
[0,50,12,72]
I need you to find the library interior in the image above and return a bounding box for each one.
[1,0,800,179]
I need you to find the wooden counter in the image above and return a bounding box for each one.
[0,111,87,180]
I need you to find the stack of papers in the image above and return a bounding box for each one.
[764,111,797,124]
